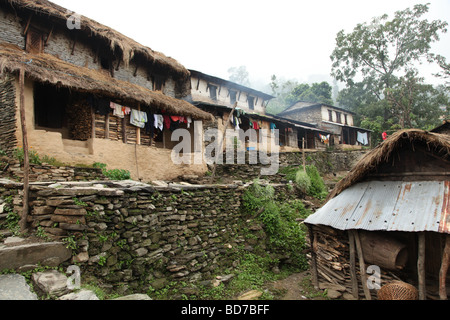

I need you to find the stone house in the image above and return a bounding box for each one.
[278,101,372,149]
[0,0,214,182]
[189,70,330,153]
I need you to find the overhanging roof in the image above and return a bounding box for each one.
[305,180,450,234]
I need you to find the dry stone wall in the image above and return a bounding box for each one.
[0,179,294,295]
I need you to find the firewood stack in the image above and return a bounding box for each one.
[67,100,92,141]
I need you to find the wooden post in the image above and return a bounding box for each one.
[417,232,426,300]
[348,231,359,299]
[209,102,238,183]
[439,235,450,300]
[136,104,141,145]
[18,68,29,233]
[105,113,110,140]
[308,225,319,290]
[302,137,306,172]
[353,230,371,300]
[91,108,96,139]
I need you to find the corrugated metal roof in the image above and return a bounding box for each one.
[304,180,450,234]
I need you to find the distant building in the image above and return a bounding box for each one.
[188,70,331,151]
[278,101,372,148]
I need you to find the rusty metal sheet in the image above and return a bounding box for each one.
[304,180,450,234]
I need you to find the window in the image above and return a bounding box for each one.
[336,112,342,124]
[328,110,333,121]
[344,114,348,125]
[229,90,237,105]
[152,75,166,91]
[26,27,44,53]
[208,84,218,100]
[248,96,255,110]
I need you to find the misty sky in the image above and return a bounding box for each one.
[51,0,450,91]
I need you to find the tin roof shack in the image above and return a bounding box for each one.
[304,129,450,300]
[278,101,372,149]
[189,70,331,152]
[0,0,213,181]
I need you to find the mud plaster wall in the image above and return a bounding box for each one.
[12,77,207,182]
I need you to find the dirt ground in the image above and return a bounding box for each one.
[268,271,326,300]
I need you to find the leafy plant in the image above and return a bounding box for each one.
[93,162,131,180]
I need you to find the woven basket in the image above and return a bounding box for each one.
[377,281,419,300]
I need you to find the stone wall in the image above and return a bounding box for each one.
[213,150,368,183]
[0,76,17,156]
[0,179,297,295]
[1,157,106,182]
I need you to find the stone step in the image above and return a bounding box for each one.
[0,239,72,271]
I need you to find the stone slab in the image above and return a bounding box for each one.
[0,274,38,300]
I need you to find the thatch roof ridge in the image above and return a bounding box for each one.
[327,129,450,201]
[0,42,213,121]
[5,0,190,79]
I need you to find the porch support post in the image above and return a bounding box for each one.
[439,235,450,300]
[417,232,426,300]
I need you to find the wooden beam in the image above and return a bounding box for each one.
[45,25,54,46]
[105,113,110,140]
[348,231,359,299]
[309,226,319,290]
[23,14,32,35]
[18,68,29,233]
[136,104,141,145]
[439,235,450,300]
[417,232,426,300]
[353,230,371,300]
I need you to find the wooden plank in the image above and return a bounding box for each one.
[308,227,319,290]
[418,232,426,300]
[353,230,371,300]
[348,231,359,299]
[439,235,450,300]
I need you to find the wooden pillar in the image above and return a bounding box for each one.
[417,232,426,300]
[353,230,371,300]
[439,235,450,300]
[105,113,109,140]
[136,104,141,145]
[348,231,359,299]
[18,68,29,233]
[308,225,319,290]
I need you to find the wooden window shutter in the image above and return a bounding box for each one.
[26,28,44,53]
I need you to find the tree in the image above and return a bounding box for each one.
[331,3,448,131]
[227,66,251,87]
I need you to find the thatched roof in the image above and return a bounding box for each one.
[4,0,190,80]
[327,129,450,201]
[0,42,214,120]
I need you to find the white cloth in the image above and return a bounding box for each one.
[130,109,148,128]
[357,131,368,145]
[154,114,164,131]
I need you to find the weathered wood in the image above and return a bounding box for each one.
[348,231,359,299]
[353,230,371,300]
[359,232,408,270]
[308,227,319,290]
[18,68,29,233]
[439,235,450,300]
[417,232,426,300]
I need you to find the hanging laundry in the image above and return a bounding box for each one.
[110,102,125,118]
[319,134,330,144]
[163,115,172,130]
[130,109,148,128]
[187,116,192,128]
[270,123,277,132]
[382,131,388,141]
[171,116,182,122]
[357,131,368,145]
[144,111,155,136]
[154,114,164,131]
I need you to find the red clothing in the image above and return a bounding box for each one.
[382,132,388,140]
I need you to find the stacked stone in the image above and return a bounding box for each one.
[0,77,17,156]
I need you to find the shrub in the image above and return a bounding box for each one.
[295,170,311,194]
[93,162,131,181]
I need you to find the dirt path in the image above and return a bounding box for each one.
[268,271,325,300]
